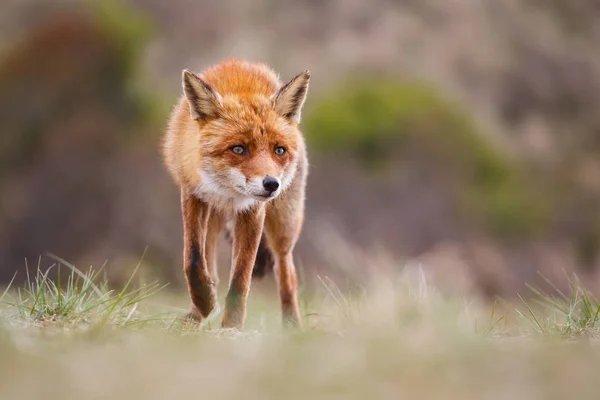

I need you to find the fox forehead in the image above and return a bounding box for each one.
[219,95,282,127]
[201,96,297,148]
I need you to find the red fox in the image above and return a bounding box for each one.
[162,59,310,329]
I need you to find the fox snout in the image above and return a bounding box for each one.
[247,174,281,200]
[225,166,284,201]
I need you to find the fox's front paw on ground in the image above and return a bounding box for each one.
[184,305,204,323]
[190,280,217,318]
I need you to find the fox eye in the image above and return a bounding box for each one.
[231,145,247,155]
[274,146,286,156]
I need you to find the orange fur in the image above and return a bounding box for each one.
[162,59,310,329]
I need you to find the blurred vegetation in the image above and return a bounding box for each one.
[0,2,172,285]
[304,78,550,237]
[93,0,152,72]
[0,2,155,176]
[93,0,169,132]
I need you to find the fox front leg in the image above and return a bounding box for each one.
[221,205,266,329]
[181,191,217,320]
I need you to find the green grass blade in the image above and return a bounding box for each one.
[46,254,103,297]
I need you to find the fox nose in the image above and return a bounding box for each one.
[262,176,280,193]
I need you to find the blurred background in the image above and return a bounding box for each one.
[2,0,600,300]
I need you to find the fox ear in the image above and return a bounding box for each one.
[182,69,222,121]
[272,70,310,124]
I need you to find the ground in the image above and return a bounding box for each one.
[0,261,599,399]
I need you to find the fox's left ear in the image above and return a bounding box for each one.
[272,70,310,124]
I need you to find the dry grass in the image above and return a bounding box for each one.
[1,260,600,399]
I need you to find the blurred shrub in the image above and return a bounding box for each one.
[304,78,439,168]
[0,2,154,176]
[93,0,152,75]
[303,78,551,237]
[0,2,163,283]
[93,0,167,132]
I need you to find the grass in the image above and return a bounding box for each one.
[1,259,600,399]
[516,272,600,337]
[1,255,167,330]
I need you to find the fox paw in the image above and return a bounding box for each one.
[191,280,217,318]
[184,306,203,323]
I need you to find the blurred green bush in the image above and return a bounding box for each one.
[303,78,551,237]
[0,0,158,176]
[0,1,170,283]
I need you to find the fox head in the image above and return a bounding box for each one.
[182,68,310,207]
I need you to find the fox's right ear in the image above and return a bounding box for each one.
[182,69,223,121]
[272,70,310,124]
